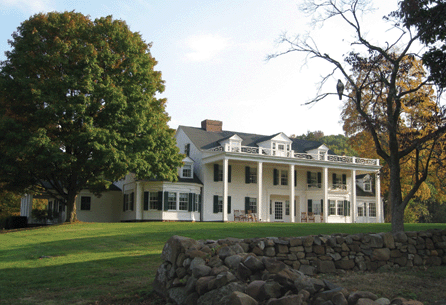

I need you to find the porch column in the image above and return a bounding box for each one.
[223,158,229,222]
[351,170,356,223]
[290,164,295,222]
[258,162,263,222]
[323,167,328,222]
[135,182,143,220]
[375,171,382,223]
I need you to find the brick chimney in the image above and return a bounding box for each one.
[201,119,223,132]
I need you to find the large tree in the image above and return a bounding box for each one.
[0,12,183,222]
[268,0,446,233]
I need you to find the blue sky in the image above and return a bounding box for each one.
[0,0,399,136]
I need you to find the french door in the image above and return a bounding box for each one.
[274,201,283,221]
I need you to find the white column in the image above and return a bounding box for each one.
[257,162,263,222]
[351,170,356,223]
[135,182,142,220]
[376,171,382,223]
[223,158,229,222]
[290,164,295,222]
[323,167,328,222]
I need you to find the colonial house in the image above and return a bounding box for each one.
[21,119,382,224]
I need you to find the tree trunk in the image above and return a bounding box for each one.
[388,154,405,233]
[65,191,78,223]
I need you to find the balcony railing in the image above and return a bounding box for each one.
[207,145,379,166]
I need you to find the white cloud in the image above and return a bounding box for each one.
[1,0,54,13]
[183,34,231,62]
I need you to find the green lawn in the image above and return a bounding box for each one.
[1,222,445,304]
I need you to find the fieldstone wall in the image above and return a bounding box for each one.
[153,229,446,305]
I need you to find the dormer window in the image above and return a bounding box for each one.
[182,165,192,178]
[364,179,371,192]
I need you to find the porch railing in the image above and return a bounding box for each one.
[207,144,379,166]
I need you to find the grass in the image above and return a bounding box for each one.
[1,222,445,304]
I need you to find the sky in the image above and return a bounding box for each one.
[0,0,401,137]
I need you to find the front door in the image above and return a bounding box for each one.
[274,201,283,221]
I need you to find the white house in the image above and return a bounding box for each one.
[21,119,383,223]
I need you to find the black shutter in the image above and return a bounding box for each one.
[318,172,322,186]
[342,174,347,185]
[213,195,219,213]
[214,164,219,182]
[144,192,149,210]
[333,173,337,187]
[245,166,251,184]
[123,194,126,211]
[308,199,313,213]
[130,192,134,211]
[294,170,297,187]
[157,191,163,210]
[274,169,279,185]
[245,197,250,213]
[228,165,232,183]
[188,193,193,212]
[344,200,348,216]
[321,199,324,214]
[228,196,231,214]
[164,192,169,211]
[307,171,311,185]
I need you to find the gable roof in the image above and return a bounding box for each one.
[179,126,336,155]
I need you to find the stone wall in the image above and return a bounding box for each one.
[153,229,446,305]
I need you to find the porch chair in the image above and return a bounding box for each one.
[301,212,307,223]
[247,210,253,222]
[251,213,258,222]
[308,212,315,223]
[239,210,247,222]
[320,214,324,223]
[234,210,241,222]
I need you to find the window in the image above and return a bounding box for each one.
[149,192,158,210]
[337,200,344,216]
[214,164,231,182]
[285,200,290,215]
[245,166,257,184]
[332,173,347,190]
[216,196,223,213]
[249,198,257,213]
[329,200,336,215]
[168,192,177,210]
[273,169,288,186]
[364,178,371,192]
[81,196,91,211]
[179,193,188,211]
[195,194,200,212]
[281,170,288,186]
[182,164,192,178]
[369,202,376,217]
[184,143,190,156]
[358,206,364,217]
[307,171,321,188]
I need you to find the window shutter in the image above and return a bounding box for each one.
[123,194,126,212]
[228,196,231,214]
[157,191,163,210]
[192,193,196,211]
[164,192,169,211]
[318,172,322,186]
[144,192,149,211]
[213,195,219,213]
[188,193,193,212]
[342,174,347,185]
[344,200,348,216]
[308,199,313,213]
[245,197,250,213]
[274,169,279,185]
[130,192,134,211]
[228,165,232,183]
[294,170,297,187]
[245,166,250,184]
[307,171,311,184]
[347,201,351,216]
[333,173,337,187]
[294,199,297,217]
[214,164,219,182]
[321,199,324,214]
